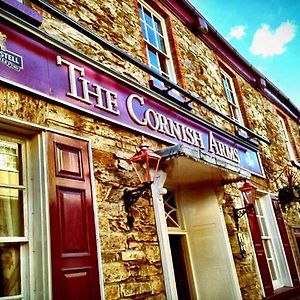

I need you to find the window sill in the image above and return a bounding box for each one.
[0,0,43,27]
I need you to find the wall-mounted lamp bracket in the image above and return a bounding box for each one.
[123,182,151,212]
[123,137,161,228]
[233,204,254,230]
[123,182,151,227]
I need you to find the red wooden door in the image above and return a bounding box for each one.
[48,132,101,300]
[247,206,274,296]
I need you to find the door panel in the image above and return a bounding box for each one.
[180,185,242,299]
[48,132,101,300]
[58,187,89,256]
[63,267,91,299]
[55,143,84,180]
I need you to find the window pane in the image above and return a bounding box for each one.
[157,35,166,53]
[138,5,143,20]
[158,54,169,77]
[147,26,157,47]
[260,217,268,236]
[231,107,240,121]
[144,8,153,27]
[0,142,21,186]
[141,22,147,39]
[164,192,180,228]
[229,106,236,119]
[0,244,21,296]
[0,189,24,237]
[224,87,234,103]
[147,48,160,70]
[263,239,272,258]
[0,170,20,187]
[154,17,163,35]
[222,77,229,89]
[255,200,263,215]
[268,259,278,281]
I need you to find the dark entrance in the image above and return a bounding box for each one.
[169,234,192,300]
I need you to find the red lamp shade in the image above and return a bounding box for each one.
[239,181,257,205]
[130,139,161,184]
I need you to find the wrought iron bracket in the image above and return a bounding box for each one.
[123,182,151,227]
[233,204,254,230]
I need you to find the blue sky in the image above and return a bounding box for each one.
[188,0,300,109]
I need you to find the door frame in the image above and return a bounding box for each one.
[0,115,105,300]
[151,169,242,300]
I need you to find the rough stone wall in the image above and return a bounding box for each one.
[217,183,263,300]
[36,0,149,86]
[37,0,236,133]
[35,0,300,166]
[94,148,167,300]
[171,17,234,132]
[287,118,300,161]
[236,77,300,192]
[4,0,300,299]
[283,204,300,277]
[0,86,167,299]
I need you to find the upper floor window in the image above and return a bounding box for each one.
[138,1,176,85]
[221,69,244,125]
[278,115,297,162]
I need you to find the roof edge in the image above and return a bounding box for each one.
[159,0,300,121]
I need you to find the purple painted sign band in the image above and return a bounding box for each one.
[0,20,264,176]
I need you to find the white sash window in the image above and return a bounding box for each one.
[278,115,297,162]
[221,69,244,125]
[138,1,176,86]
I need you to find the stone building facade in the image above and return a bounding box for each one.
[0,0,299,299]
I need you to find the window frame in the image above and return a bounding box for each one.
[254,194,293,291]
[220,69,244,126]
[0,131,50,300]
[138,0,177,84]
[0,135,28,299]
[255,198,282,289]
[278,115,298,163]
[163,189,196,299]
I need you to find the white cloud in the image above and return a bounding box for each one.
[227,25,246,40]
[250,22,297,57]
